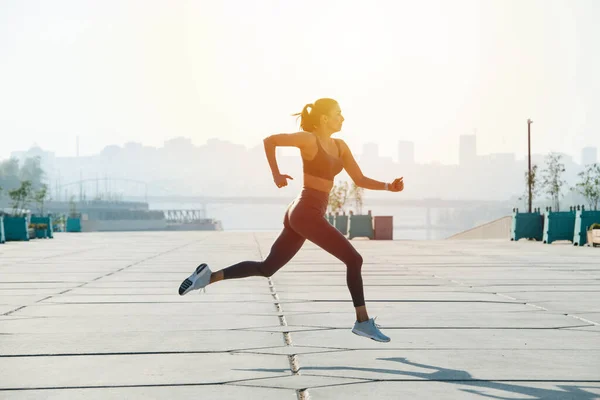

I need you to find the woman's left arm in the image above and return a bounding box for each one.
[337,139,404,192]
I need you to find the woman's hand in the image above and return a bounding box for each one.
[273,173,293,188]
[388,177,404,192]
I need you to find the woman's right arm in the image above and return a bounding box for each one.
[263,132,312,177]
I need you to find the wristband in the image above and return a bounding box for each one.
[384,183,389,191]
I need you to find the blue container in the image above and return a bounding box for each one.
[326,214,335,225]
[334,214,349,235]
[348,212,374,240]
[3,216,29,241]
[0,216,5,244]
[543,208,576,244]
[573,208,600,246]
[66,217,82,233]
[511,209,543,241]
[31,215,54,239]
[52,214,65,232]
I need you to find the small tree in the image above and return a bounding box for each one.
[19,156,45,190]
[541,153,567,211]
[8,180,32,217]
[327,188,338,214]
[0,158,21,191]
[349,181,365,214]
[68,195,78,217]
[328,181,349,214]
[573,163,600,210]
[336,181,349,213]
[33,184,49,216]
[518,164,541,209]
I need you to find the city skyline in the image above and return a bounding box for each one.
[6,135,598,167]
[4,134,596,207]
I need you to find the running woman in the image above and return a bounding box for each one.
[179,98,404,342]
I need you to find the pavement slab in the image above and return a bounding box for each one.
[0,353,291,389]
[0,386,297,400]
[309,381,600,400]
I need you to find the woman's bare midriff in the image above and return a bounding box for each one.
[303,173,334,193]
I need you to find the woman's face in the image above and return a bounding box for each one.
[322,104,344,133]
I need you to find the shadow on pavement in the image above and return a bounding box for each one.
[237,356,599,399]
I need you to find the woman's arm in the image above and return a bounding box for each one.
[263,131,313,185]
[337,139,389,190]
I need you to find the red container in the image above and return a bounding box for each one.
[374,216,393,240]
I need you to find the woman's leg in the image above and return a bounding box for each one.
[288,210,369,322]
[210,222,306,284]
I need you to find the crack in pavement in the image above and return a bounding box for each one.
[252,233,311,400]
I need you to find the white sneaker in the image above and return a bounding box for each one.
[352,317,391,342]
[178,264,212,296]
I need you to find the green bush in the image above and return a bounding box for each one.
[28,223,48,230]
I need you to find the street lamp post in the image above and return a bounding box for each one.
[527,118,533,213]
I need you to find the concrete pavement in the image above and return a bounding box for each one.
[0,232,599,399]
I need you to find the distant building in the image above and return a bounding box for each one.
[459,134,477,166]
[397,140,415,164]
[581,146,598,166]
[362,142,379,161]
[10,146,56,176]
[488,153,516,164]
[164,137,195,153]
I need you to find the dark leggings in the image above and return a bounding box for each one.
[222,187,365,307]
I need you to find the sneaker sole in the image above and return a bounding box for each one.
[351,328,391,343]
[178,264,208,296]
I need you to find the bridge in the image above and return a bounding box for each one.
[124,195,510,209]
[50,177,511,209]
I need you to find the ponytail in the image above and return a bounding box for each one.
[292,103,315,132]
[291,98,338,132]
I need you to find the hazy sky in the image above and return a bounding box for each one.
[1,0,598,164]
